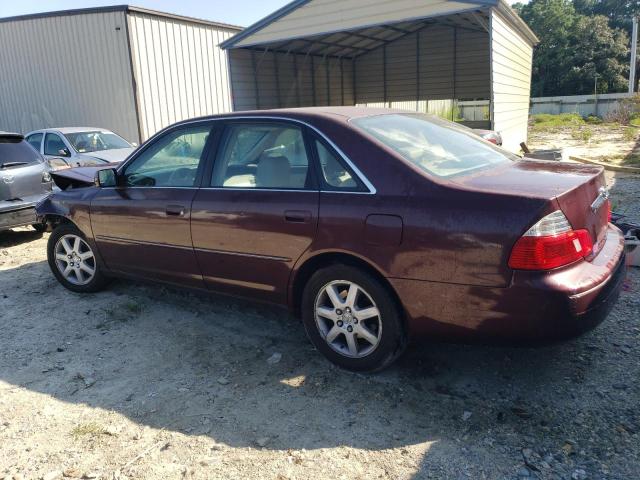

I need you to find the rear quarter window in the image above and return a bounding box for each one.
[0,138,43,168]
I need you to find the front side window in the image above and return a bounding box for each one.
[65,131,131,153]
[123,125,212,187]
[352,114,517,178]
[212,124,310,190]
[26,133,43,152]
[44,133,69,157]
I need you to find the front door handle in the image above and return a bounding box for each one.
[284,210,311,223]
[166,205,186,217]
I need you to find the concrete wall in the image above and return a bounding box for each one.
[0,10,139,142]
[529,93,633,118]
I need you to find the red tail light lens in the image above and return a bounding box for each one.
[607,200,612,223]
[508,211,594,270]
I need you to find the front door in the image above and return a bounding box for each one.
[90,123,214,287]
[191,121,319,303]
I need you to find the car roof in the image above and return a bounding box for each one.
[0,131,24,140]
[29,127,115,134]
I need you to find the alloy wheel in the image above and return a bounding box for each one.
[314,280,382,358]
[54,234,96,286]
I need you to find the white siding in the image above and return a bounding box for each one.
[229,49,355,110]
[490,10,533,152]
[0,11,138,142]
[235,0,478,47]
[354,26,490,105]
[128,12,237,140]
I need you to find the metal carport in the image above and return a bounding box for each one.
[221,0,538,152]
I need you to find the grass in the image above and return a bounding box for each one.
[71,422,109,439]
[623,153,640,166]
[623,127,638,142]
[530,113,585,130]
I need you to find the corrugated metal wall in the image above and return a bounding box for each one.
[229,49,355,110]
[234,0,479,48]
[354,26,490,105]
[127,12,237,140]
[0,11,139,142]
[490,10,533,152]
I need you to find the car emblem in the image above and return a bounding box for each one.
[2,175,14,184]
[591,186,609,213]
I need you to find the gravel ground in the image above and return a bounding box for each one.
[0,174,638,480]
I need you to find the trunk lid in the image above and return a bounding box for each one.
[453,159,609,253]
[0,137,47,201]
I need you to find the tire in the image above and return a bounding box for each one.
[32,223,47,233]
[47,223,109,293]
[301,264,407,372]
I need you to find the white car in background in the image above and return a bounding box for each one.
[25,128,136,169]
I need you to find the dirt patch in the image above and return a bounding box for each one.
[1,179,639,480]
[528,122,640,167]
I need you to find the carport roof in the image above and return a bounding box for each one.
[221,0,538,58]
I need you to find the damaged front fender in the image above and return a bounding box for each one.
[35,185,98,238]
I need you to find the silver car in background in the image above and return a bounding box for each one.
[25,127,136,169]
[0,132,53,232]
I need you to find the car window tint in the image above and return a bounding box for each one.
[352,114,517,178]
[44,134,68,156]
[26,133,43,152]
[0,138,42,167]
[123,125,211,187]
[315,140,359,190]
[212,124,310,190]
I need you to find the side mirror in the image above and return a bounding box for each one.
[95,168,118,188]
[58,148,71,157]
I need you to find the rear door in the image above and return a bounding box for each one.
[191,120,319,303]
[90,122,215,287]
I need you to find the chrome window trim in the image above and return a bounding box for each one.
[118,116,377,195]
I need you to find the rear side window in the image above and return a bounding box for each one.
[0,137,42,168]
[314,139,361,191]
[352,114,517,178]
[211,124,311,190]
[26,133,43,152]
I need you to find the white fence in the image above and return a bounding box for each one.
[529,92,632,117]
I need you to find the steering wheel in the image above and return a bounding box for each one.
[167,167,195,187]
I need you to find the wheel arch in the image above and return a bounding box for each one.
[289,251,406,327]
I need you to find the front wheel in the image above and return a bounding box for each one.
[301,264,407,372]
[47,224,109,293]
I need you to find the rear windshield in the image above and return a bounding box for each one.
[64,131,131,153]
[0,137,42,168]
[351,114,517,178]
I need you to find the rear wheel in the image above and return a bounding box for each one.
[47,224,109,293]
[301,264,406,372]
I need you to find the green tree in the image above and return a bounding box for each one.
[516,0,629,96]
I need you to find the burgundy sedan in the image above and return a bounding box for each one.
[37,108,626,371]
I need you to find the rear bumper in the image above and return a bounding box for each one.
[391,224,627,343]
[0,193,50,231]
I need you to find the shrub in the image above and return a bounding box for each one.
[623,127,638,142]
[604,94,640,125]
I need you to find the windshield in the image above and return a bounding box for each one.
[351,114,517,178]
[64,131,131,153]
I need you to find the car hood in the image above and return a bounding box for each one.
[51,165,112,190]
[77,148,134,164]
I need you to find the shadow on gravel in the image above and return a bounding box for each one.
[0,228,43,248]
[1,259,638,479]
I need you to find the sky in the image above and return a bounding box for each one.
[0,0,524,28]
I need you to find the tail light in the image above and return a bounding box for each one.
[508,211,593,270]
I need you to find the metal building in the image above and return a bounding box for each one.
[0,6,240,143]
[222,0,538,152]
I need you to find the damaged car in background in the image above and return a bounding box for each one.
[37,108,626,372]
[0,132,53,232]
[26,127,136,169]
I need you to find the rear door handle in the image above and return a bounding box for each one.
[285,210,311,223]
[166,205,186,217]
